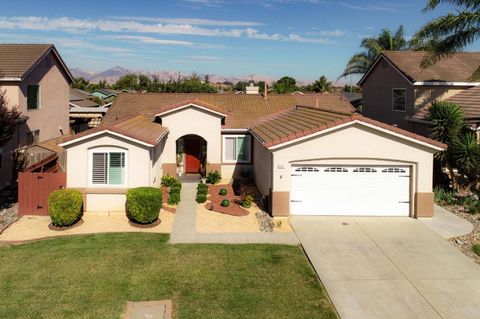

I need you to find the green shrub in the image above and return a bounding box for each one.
[126,187,162,224]
[197,183,208,191]
[240,193,254,208]
[48,189,83,227]
[161,174,178,187]
[221,199,230,207]
[433,187,457,206]
[219,188,227,196]
[170,185,181,194]
[167,192,181,205]
[197,187,208,195]
[461,196,480,214]
[196,193,207,203]
[173,180,182,189]
[206,170,222,184]
[473,244,480,257]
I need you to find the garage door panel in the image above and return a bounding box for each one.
[290,166,410,216]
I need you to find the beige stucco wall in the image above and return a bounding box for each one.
[252,137,272,196]
[160,107,222,166]
[221,164,252,181]
[86,194,126,212]
[269,123,437,216]
[414,86,470,112]
[64,134,154,189]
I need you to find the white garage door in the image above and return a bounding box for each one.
[290,165,410,216]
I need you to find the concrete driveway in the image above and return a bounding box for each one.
[290,217,480,319]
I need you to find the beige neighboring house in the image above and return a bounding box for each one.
[0,44,73,189]
[58,93,445,218]
[359,51,480,136]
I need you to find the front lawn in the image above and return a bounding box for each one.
[0,233,336,319]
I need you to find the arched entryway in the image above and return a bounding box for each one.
[176,135,207,175]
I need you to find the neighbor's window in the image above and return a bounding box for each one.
[223,135,251,163]
[392,88,406,112]
[90,150,126,186]
[26,129,40,145]
[27,85,40,110]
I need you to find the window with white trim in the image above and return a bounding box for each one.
[392,88,406,112]
[324,167,348,172]
[223,135,251,163]
[295,167,319,172]
[90,149,126,186]
[353,167,377,173]
[382,168,406,173]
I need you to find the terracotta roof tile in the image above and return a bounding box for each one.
[250,106,446,149]
[103,93,356,129]
[60,115,167,146]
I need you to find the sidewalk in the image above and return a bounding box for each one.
[169,182,299,245]
[419,204,473,239]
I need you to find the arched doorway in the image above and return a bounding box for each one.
[177,135,207,175]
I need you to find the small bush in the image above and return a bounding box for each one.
[433,187,457,206]
[473,244,480,257]
[197,187,208,195]
[167,192,181,205]
[197,183,208,191]
[221,199,230,207]
[219,188,227,196]
[461,196,480,214]
[126,187,162,224]
[170,185,181,194]
[161,174,178,187]
[48,189,83,227]
[206,170,221,184]
[240,193,254,208]
[196,193,207,203]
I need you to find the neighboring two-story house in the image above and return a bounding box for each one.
[0,44,73,189]
[359,51,480,137]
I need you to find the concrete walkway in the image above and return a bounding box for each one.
[170,182,299,245]
[291,216,480,319]
[419,204,473,239]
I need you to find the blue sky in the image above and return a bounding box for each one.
[0,0,476,82]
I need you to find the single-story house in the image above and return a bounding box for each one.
[91,88,118,100]
[58,93,445,217]
[69,88,108,133]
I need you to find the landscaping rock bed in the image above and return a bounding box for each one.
[255,211,274,232]
[443,204,480,263]
[0,203,19,234]
[205,184,249,217]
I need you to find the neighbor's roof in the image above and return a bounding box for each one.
[69,106,108,113]
[359,51,480,85]
[60,115,168,147]
[93,88,118,96]
[103,93,356,129]
[250,105,446,149]
[70,99,100,108]
[0,44,73,82]
[70,88,93,101]
[412,86,480,121]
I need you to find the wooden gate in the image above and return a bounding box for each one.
[18,154,66,216]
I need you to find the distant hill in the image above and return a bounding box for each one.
[70,66,283,84]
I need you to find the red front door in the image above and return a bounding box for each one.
[185,138,202,173]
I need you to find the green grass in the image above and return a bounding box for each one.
[473,244,480,257]
[0,233,336,319]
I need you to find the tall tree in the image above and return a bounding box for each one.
[413,0,480,80]
[114,74,139,90]
[71,77,90,91]
[341,26,409,77]
[273,76,297,94]
[311,76,332,93]
[0,91,21,148]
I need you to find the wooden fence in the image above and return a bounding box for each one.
[18,154,66,216]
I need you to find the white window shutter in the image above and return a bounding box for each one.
[92,153,108,184]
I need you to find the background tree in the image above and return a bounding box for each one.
[71,77,90,91]
[273,76,297,94]
[113,74,139,90]
[341,26,409,77]
[311,76,332,93]
[0,91,21,148]
[413,0,480,80]
[138,74,151,91]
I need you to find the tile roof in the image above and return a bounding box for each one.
[380,51,480,83]
[70,88,93,101]
[103,93,356,129]
[250,105,446,149]
[60,115,168,146]
[0,44,73,81]
[70,99,100,108]
[412,86,480,120]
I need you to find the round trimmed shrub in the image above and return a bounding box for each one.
[221,199,230,207]
[48,189,83,227]
[196,193,207,203]
[197,187,208,195]
[219,188,227,196]
[197,183,208,190]
[126,187,162,224]
[167,192,181,205]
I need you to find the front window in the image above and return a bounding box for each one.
[90,149,126,186]
[392,88,406,112]
[223,135,251,163]
[27,85,40,110]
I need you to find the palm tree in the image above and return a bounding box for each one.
[414,0,480,80]
[452,131,480,187]
[312,76,332,93]
[428,101,466,190]
[341,26,408,77]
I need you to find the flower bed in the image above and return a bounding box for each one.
[204,184,249,217]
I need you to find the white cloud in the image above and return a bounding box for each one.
[339,2,398,12]
[109,35,222,48]
[110,16,264,27]
[306,29,346,37]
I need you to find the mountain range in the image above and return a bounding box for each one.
[70,66,281,84]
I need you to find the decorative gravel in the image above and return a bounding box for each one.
[443,204,480,264]
[0,203,18,235]
[255,211,274,232]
